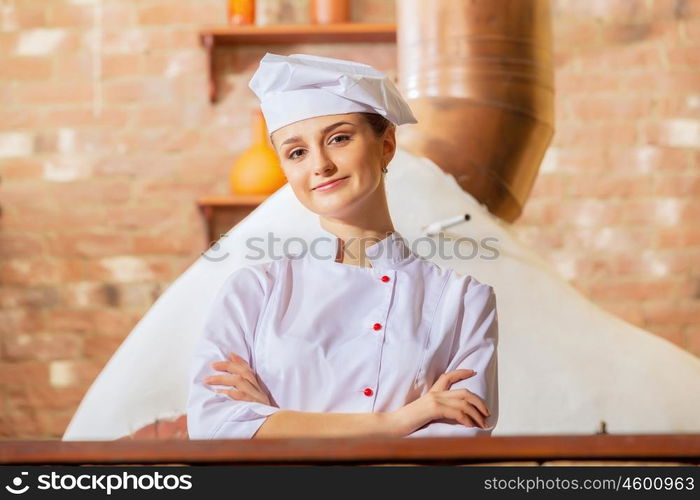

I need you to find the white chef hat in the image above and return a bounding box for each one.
[248,52,418,135]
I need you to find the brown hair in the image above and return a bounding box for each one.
[359,112,394,137]
[271,112,394,148]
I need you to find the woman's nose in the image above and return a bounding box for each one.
[311,148,336,175]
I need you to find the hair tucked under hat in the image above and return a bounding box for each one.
[248,52,418,135]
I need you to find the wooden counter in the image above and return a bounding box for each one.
[1,434,698,466]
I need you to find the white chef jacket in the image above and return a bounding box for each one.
[187,229,499,439]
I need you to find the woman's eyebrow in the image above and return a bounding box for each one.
[279,121,355,147]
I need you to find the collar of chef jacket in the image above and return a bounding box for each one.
[305,227,416,271]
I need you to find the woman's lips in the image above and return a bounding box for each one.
[313,176,349,192]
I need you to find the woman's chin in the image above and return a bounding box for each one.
[310,195,360,217]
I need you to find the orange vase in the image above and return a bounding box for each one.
[229,109,286,195]
[310,0,350,24]
[228,0,255,25]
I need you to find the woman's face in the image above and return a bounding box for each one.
[270,113,395,217]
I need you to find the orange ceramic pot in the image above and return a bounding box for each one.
[228,0,255,25]
[229,109,286,195]
[310,0,350,24]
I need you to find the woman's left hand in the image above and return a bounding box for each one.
[204,353,272,405]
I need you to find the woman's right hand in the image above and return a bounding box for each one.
[387,369,490,436]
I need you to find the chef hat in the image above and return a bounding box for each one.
[248,52,418,135]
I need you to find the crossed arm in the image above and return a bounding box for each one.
[203,353,490,439]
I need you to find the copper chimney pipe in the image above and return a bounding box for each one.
[396,0,555,222]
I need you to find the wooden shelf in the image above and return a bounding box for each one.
[199,23,397,102]
[197,194,269,246]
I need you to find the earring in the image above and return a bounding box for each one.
[381,166,388,174]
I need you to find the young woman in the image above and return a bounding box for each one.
[187,53,499,439]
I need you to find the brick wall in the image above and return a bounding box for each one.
[0,0,697,439]
[513,0,700,356]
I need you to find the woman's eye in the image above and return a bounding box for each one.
[288,149,304,160]
[332,134,350,144]
[287,135,350,160]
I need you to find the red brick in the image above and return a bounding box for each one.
[2,332,83,361]
[0,108,41,131]
[100,205,179,231]
[600,23,654,44]
[0,56,52,81]
[683,18,700,41]
[607,147,689,173]
[0,233,46,258]
[0,258,83,286]
[94,154,182,178]
[589,279,679,301]
[91,309,142,335]
[666,46,700,68]
[577,45,664,73]
[548,199,624,227]
[567,227,654,252]
[42,107,130,128]
[132,106,184,127]
[94,27,151,54]
[555,71,621,94]
[62,359,104,386]
[44,310,96,334]
[529,174,568,198]
[615,250,692,276]
[50,3,134,28]
[60,281,121,308]
[0,157,43,180]
[84,256,172,283]
[1,4,46,30]
[142,50,205,77]
[37,409,75,438]
[621,199,692,225]
[0,361,49,386]
[0,201,153,235]
[0,310,44,335]
[568,96,656,122]
[0,410,42,438]
[653,0,700,20]
[511,227,565,251]
[7,385,87,412]
[645,324,685,348]
[103,78,175,104]
[136,179,212,201]
[177,151,233,181]
[133,232,201,256]
[656,227,700,248]
[46,232,133,258]
[653,174,700,196]
[600,301,645,326]
[643,301,700,325]
[657,95,700,119]
[553,123,637,148]
[568,175,652,198]
[137,1,223,26]
[0,286,59,310]
[84,334,126,359]
[110,282,164,308]
[51,180,132,205]
[15,82,92,105]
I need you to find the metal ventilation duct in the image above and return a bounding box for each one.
[397,0,555,222]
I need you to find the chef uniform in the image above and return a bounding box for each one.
[187,53,499,440]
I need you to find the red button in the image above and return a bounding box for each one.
[363,387,374,397]
[373,323,382,331]
[381,275,390,282]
